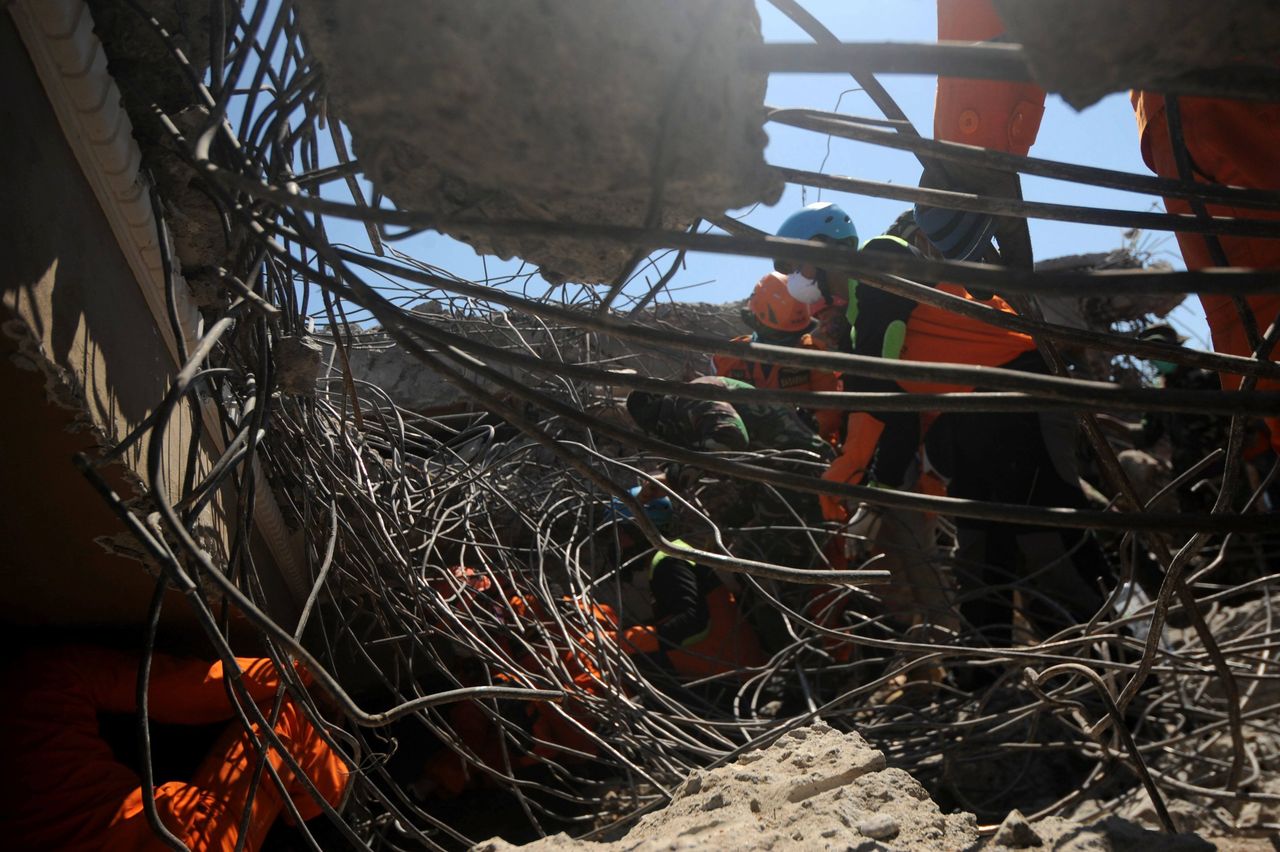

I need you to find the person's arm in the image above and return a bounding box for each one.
[809,367,845,448]
[820,407,921,521]
[649,558,711,649]
[61,646,287,723]
[145,655,291,723]
[690,401,750,451]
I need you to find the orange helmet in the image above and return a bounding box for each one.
[748,272,813,333]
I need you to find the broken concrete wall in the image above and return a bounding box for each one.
[85,1,230,296]
[0,13,225,629]
[994,0,1280,109]
[298,0,783,284]
[328,248,1175,415]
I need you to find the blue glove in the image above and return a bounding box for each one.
[913,201,996,262]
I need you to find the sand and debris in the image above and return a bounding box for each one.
[477,723,1265,851]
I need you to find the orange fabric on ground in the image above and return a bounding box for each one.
[714,333,844,445]
[0,646,349,852]
[1138,94,1280,452]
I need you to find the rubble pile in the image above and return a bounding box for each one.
[479,723,1256,852]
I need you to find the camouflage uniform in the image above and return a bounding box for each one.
[649,376,832,458]
[646,376,749,451]
[643,377,834,572]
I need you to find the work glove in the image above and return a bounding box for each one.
[914,162,1032,270]
[842,503,885,566]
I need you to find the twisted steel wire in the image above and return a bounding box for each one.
[66,0,1280,846]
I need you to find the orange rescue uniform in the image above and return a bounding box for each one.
[422,596,625,796]
[714,334,844,445]
[935,0,1280,453]
[820,233,1036,519]
[0,646,350,852]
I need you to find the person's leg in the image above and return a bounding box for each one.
[875,506,958,637]
[927,413,1013,644]
[143,697,349,852]
[956,407,1107,638]
[954,523,1019,646]
[1010,410,1109,632]
[1144,97,1280,453]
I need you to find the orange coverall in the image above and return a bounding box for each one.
[820,234,1037,520]
[623,584,766,680]
[714,334,845,446]
[936,0,1280,452]
[422,596,623,796]
[0,646,350,852]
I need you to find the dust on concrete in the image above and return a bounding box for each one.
[476,722,1270,852]
[297,0,783,284]
[476,722,979,851]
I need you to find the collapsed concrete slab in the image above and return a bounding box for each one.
[993,0,1280,110]
[298,0,783,284]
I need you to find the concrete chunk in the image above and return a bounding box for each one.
[298,0,783,284]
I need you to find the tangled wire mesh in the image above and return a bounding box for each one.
[72,0,1280,848]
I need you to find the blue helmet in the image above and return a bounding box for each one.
[913,202,996,262]
[605,486,674,531]
[776,202,858,245]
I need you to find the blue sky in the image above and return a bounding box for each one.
[315,0,1210,345]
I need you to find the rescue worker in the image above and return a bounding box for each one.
[416,575,627,798]
[605,495,766,679]
[775,203,1109,643]
[0,645,350,852]
[713,272,844,446]
[917,0,1280,454]
[625,374,832,459]
[616,534,765,681]
[626,375,834,571]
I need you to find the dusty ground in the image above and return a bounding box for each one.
[476,722,1266,851]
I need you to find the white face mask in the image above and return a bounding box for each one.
[786,271,823,305]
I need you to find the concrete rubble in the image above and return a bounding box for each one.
[993,0,1280,110]
[475,723,1258,852]
[296,0,783,284]
[324,299,746,414]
